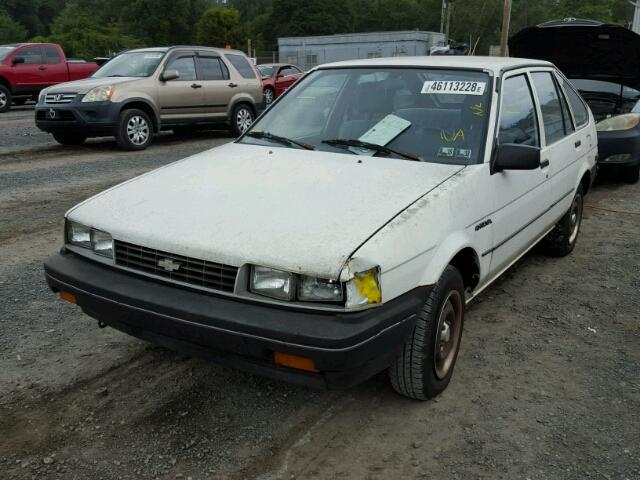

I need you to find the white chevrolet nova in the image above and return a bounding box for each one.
[45,57,597,399]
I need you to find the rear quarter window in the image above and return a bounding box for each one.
[560,78,589,127]
[225,54,257,79]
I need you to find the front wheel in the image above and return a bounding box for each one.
[541,184,584,257]
[389,265,465,400]
[230,104,254,137]
[116,109,153,150]
[0,85,11,113]
[53,132,86,146]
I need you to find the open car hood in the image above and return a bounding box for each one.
[509,18,640,91]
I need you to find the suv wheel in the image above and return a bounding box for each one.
[116,109,153,150]
[0,85,11,113]
[53,132,86,146]
[389,265,465,400]
[264,88,275,105]
[231,104,254,137]
[541,184,584,257]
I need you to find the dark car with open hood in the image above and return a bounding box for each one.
[510,18,640,183]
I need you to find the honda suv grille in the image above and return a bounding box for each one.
[44,93,77,104]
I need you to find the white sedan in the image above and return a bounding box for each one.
[45,56,597,400]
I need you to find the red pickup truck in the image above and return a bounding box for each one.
[0,43,98,112]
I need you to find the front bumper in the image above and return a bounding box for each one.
[35,99,120,136]
[44,251,427,389]
[597,128,640,168]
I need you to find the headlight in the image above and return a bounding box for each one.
[38,91,46,103]
[82,85,114,103]
[298,276,343,302]
[250,266,295,300]
[345,267,381,308]
[65,220,114,259]
[602,153,632,162]
[596,113,640,132]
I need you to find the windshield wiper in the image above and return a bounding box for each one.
[246,131,315,150]
[322,138,422,162]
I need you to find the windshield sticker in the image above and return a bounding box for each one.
[352,114,412,155]
[422,80,486,95]
[438,147,455,157]
[455,148,472,158]
[470,102,484,116]
[440,129,465,142]
[144,54,163,59]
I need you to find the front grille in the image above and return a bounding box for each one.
[114,240,238,293]
[45,93,77,104]
[36,110,75,121]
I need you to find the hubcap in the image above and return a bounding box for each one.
[265,89,274,104]
[236,108,253,133]
[126,116,149,145]
[0,92,7,108]
[434,290,463,380]
[568,193,583,244]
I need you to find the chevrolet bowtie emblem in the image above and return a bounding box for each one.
[55,94,64,102]
[157,258,181,272]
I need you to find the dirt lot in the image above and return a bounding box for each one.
[0,106,639,480]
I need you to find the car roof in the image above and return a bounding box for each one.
[258,63,291,67]
[317,56,553,75]
[126,46,246,55]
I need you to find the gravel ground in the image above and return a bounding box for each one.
[0,111,639,480]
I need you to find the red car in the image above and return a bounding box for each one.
[0,43,98,113]
[258,63,303,104]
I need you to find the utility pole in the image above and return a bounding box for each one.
[445,2,453,42]
[499,0,512,56]
[630,1,640,34]
[440,0,446,34]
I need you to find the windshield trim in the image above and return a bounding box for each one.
[238,66,495,166]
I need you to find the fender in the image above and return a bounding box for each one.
[116,96,161,131]
[0,75,11,91]
[417,232,481,288]
[228,94,257,116]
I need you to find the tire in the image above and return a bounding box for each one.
[230,103,254,137]
[264,87,275,105]
[541,184,584,257]
[389,265,465,400]
[116,109,153,150]
[0,85,11,113]
[53,132,86,146]
[624,165,639,184]
[13,97,28,106]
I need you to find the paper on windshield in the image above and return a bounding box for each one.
[351,114,411,155]
[421,80,486,95]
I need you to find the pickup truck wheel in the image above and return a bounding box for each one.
[116,109,153,150]
[0,85,11,113]
[541,184,584,257]
[389,265,465,400]
[231,104,254,137]
[53,132,86,146]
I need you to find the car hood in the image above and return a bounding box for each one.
[509,19,640,91]
[68,143,464,279]
[44,76,142,94]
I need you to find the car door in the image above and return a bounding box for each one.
[42,45,68,85]
[529,70,581,218]
[485,71,551,275]
[196,53,232,118]
[11,46,46,92]
[157,51,205,121]
[275,66,300,96]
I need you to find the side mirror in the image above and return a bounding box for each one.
[12,56,25,65]
[161,69,180,82]
[492,143,541,174]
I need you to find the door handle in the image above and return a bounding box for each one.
[38,66,46,70]
[190,83,202,89]
[228,82,238,88]
[575,140,581,148]
[540,159,550,168]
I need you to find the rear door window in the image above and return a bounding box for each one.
[44,46,62,64]
[225,54,256,79]
[198,56,228,80]
[499,74,539,147]
[531,72,569,145]
[561,80,589,127]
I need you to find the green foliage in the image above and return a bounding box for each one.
[197,7,247,48]
[0,10,28,43]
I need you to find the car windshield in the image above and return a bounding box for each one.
[93,51,166,78]
[259,66,275,77]
[0,46,16,61]
[570,79,640,99]
[240,67,491,165]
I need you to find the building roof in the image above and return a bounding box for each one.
[279,30,444,46]
[316,56,553,74]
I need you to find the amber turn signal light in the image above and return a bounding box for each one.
[273,352,318,372]
[59,291,77,304]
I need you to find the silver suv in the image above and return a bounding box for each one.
[35,46,264,150]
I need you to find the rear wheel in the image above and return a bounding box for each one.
[230,104,254,137]
[52,132,87,146]
[389,265,465,400]
[264,87,275,105]
[541,184,584,257]
[116,109,153,150]
[0,85,11,113]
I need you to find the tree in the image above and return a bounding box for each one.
[0,11,27,43]
[196,7,247,48]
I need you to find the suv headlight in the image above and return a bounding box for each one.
[66,220,114,259]
[82,85,114,103]
[596,113,640,132]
